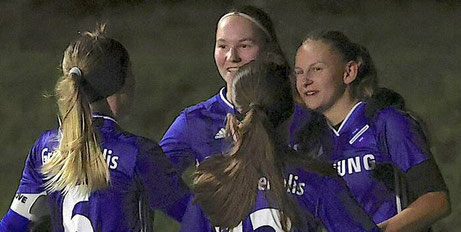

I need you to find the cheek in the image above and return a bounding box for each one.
[240,47,260,63]
[214,50,225,66]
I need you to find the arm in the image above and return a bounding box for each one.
[378,191,450,232]
[160,112,196,174]
[1,135,51,232]
[136,138,192,222]
[377,110,450,231]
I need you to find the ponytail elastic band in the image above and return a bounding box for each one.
[69,67,82,77]
[218,12,272,41]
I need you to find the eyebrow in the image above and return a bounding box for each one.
[295,61,325,69]
[216,38,256,43]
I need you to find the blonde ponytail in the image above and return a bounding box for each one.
[42,72,109,195]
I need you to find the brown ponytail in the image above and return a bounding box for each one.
[193,61,299,231]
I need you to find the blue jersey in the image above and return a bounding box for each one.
[1,115,190,232]
[161,89,314,174]
[292,102,431,224]
[160,88,236,173]
[180,168,379,232]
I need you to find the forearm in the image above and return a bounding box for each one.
[378,191,450,232]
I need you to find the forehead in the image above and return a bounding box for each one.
[296,40,342,64]
[216,15,264,43]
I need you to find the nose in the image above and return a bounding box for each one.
[299,73,313,88]
[227,47,241,63]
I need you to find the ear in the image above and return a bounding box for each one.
[343,61,359,85]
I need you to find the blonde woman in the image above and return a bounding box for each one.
[0,25,189,232]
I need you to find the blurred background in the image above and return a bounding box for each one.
[0,0,459,231]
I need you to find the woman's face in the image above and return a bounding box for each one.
[214,15,265,88]
[294,40,348,114]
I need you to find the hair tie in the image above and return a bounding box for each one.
[69,67,82,77]
[218,12,272,41]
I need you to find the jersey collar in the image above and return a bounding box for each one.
[328,101,364,136]
[92,113,119,128]
[219,87,234,110]
[218,87,236,115]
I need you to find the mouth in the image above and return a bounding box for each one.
[226,67,239,73]
[304,90,318,96]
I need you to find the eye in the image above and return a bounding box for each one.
[294,69,304,75]
[240,43,253,49]
[310,66,322,72]
[216,44,227,49]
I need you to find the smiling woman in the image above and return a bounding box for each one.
[293,30,450,232]
[159,5,289,175]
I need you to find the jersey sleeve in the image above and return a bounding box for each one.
[302,175,380,232]
[160,112,197,174]
[1,134,50,231]
[135,138,191,221]
[377,109,447,196]
[179,200,214,232]
[377,109,431,172]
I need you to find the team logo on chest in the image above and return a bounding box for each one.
[214,128,227,139]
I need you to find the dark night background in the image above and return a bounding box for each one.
[0,0,459,231]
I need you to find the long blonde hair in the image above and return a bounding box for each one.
[42,24,130,195]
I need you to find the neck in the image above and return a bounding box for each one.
[90,99,115,119]
[323,92,359,126]
[226,83,233,103]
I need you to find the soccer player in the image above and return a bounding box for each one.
[0,25,190,232]
[293,30,450,231]
[181,60,380,232]
[160,5,293,174]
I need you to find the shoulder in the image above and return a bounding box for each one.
[181,93,223,117]
[31,128,60,156]
[373,106,421,133]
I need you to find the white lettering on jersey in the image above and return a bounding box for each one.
[102,149,119,170]
[42,148,119,170]
[41,148,54,165]
[258,174,305,196]
[333,154,376,176]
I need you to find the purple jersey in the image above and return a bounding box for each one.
[180,168,378,232]
[292,102,431,224]
[160,88,236,173]
[1,115,189,232]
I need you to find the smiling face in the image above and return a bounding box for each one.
[294,40,349,114]
[214,15,266,100]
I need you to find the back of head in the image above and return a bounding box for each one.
[231,60,293,129]
[303,30,378,100]
[42,24,131,196]
[61,24,130,102]
[193,60,298,230]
